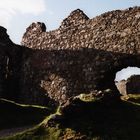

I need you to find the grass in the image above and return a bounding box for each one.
[121,94,140,106]
[0,98,52,130]
[2,94,140,140]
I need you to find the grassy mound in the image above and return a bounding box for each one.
[3,95,140,140]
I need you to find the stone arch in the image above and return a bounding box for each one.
[1,7,140,106]
[115,66,140,96]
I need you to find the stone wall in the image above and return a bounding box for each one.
[115,80,127,96]
[115,75,140,95]
[0,26,27,101]
[0,26,16,99]
[127,75,140,94]
[20,7,140,105]
[22,7,140,53]
[0,7,140,106]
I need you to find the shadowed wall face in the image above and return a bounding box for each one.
[0,26,20,99]
[127,75,140,94]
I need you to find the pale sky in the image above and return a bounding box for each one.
[0,0,139,44]
[115,67,140,81]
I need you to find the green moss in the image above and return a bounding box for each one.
[0,98,50,110]
[74,89,112,102]
[45,127,62,140]
[0,98,52,130]
[74,93,99,102]
[1,94,140,140]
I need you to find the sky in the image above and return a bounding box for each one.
[0,0,140,44]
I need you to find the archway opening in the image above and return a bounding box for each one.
[115,66,140,101]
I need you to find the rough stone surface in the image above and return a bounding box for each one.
[127,75,140,94]
[115,80,127,96]
[0,7,140,106]
[115,75,140,95]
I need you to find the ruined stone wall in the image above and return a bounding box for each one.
[0,27,12,97]
[0,26,26,100]
[0,7,140,106]
[115,75,140,96]
[0,44,7,97]
[127,75,140,94]
[19,7,140,105]
[22,7,140,53]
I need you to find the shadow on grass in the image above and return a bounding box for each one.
[2,98,140,140]
[57,99,140,140]
[0,98,51,130]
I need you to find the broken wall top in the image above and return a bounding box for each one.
[21,7,140,55]
[1,6,140,105]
